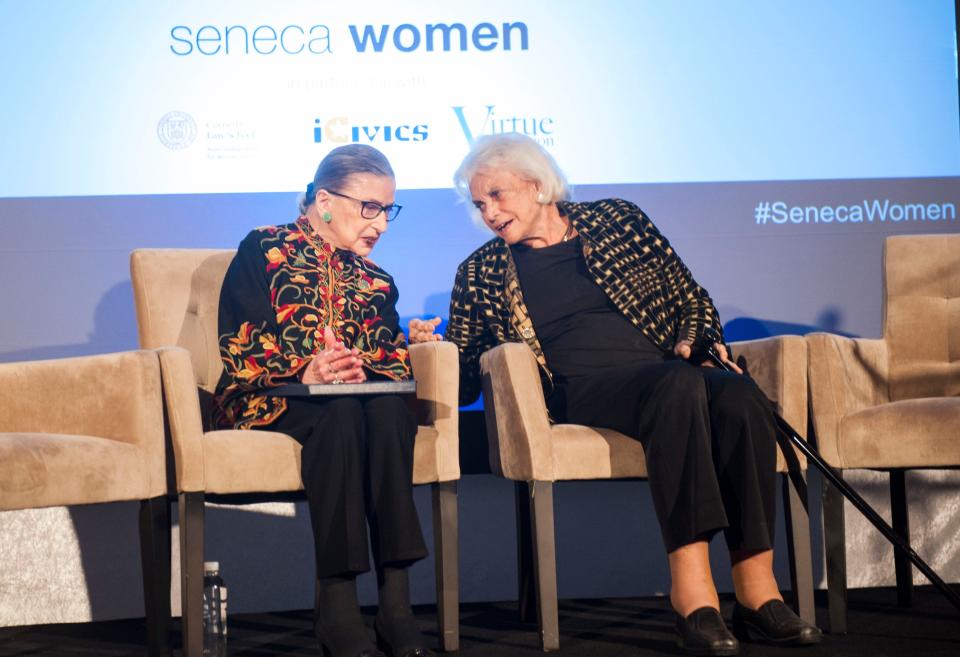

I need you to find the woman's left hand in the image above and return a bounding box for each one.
[408,317,443,344]
[301,327,368,384]
[674,340,743,374]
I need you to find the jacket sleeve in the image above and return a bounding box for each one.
[217,231,308,394]
[444,259,496,406]
[354,278,412,381]
[628,203,725,347]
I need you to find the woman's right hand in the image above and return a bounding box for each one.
[674,339,743,374]
[301,327,367,384]
[408,317,443,344]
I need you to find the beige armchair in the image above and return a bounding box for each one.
[807,233,960,634]
[480,337,814,651]
[129,248,461,656]
[0,350,171,656]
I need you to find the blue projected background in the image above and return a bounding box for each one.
[0,0,957,196]
[0,0,957,353]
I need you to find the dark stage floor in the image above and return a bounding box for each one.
[1,587,958,657]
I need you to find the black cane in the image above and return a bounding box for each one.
[698,335,960,613]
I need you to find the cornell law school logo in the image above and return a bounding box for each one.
[157,111,197,150]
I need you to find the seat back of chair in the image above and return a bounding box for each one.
[883,233,960,401]
[130,249,235,414]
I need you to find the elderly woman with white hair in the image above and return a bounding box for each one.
[409,133,821,655]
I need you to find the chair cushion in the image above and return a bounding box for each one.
[202,425,441,494]
[551,425,648,480]
[0,433,150,510]
[838,397,960,468]
[202,430,303,494]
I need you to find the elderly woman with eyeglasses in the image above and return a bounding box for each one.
[214,144,432,657]
[410,133,822,656]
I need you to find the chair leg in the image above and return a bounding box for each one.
[515,481,536,624]
[431,481,460,652]
[139,495,172,657]
[528,481,559,651]
[179,492,205,657]
[822,474,848,634]
[890,469,913,608]
[781,472,816,625]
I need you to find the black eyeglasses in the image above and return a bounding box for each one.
[326,189,402,221]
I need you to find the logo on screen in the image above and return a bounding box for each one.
[157,112,197,150]
[313,117,428,144]
[452,105,554,146]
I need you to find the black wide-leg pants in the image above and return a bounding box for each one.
[258,394,428,577]
[548,360,778,554]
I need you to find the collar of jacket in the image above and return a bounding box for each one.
[496,200,599,391]
[499,250,548,385]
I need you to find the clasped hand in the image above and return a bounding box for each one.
[673,339,743,374]
[301,327,367,384]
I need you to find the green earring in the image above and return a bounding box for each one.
[321,211,333,224]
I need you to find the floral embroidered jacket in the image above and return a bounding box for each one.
[214,216,411,429]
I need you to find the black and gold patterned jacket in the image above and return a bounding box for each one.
[214,217,411,429]
[444,198,724,405]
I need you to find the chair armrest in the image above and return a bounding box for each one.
[731,335,808,470]
[157,347,206,493]
[479,343,554,481]
[0,350,167,496]
[730,335,807,433]
[806,332,888,466]
[409,341,460,481]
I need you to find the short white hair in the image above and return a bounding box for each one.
[453,133,570,208]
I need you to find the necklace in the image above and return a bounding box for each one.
[560,220,575,243]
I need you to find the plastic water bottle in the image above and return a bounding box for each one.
[202,561,227,657]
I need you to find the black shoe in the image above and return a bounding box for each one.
[732,599,823,646]
[318,638,386,657]
[676,607,740,656]
[374,643,432,657]
[315,574,383,657]
[321,650,385,657]
[373,615,435,657]
[316,620,385,657]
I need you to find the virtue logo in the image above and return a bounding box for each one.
[313,117,428,144]
[452,105,554,145]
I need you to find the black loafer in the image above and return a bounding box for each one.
[676,607,740,656]
[315,622,386,657]
[373,616,435,657]
[732,599,822,645]
[375,641,433,657]
[319,646,385,657]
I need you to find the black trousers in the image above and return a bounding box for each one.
[548,360,778,553]
[258,394,428,577]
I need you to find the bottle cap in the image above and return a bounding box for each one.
[203,561,219,573]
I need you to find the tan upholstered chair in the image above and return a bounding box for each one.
[0,350,171,657]
[129,249,461,656]
[806,233,960,634]
[480,337,814,650]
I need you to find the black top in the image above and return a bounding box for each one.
[511,237,663,381]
